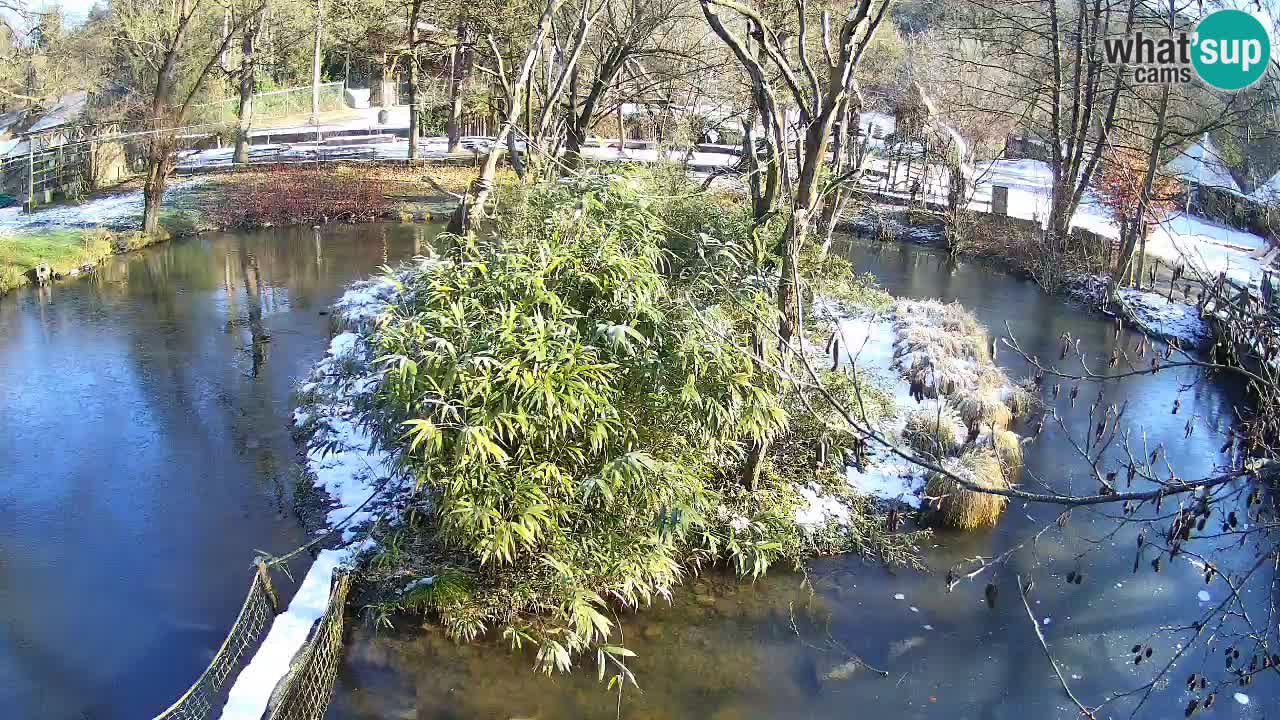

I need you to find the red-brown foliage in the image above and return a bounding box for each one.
[1094,147,1181,230]
[208,165,394,229]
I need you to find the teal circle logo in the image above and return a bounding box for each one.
[1192,9,1271,91]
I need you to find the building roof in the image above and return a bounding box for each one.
[27,91,88,133]
[1164,133,1242,195]
[1249,168,1280,204]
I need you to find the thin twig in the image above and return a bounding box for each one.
[1018,573,1095,719]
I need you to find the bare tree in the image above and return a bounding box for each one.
[310,0,324,122]
[234,4,267,164]
[407,0,426,159]
[114,0,263,235]
[705,0,892,338]
[448,0,563,234]
[446,17,475,153]
[559,0,691,171]
[700,0,893,486]
[944,0,1139,286]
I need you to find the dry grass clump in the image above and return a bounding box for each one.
[878,299,1039,531]
[892,300,996,399]
[903,405,966,457]
[954,389,1013,432]
[1005,379,1040,416]
[977,428,1025,481]
[896,300,990,360]
[924,450,1010,530]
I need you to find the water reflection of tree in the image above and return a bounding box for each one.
[237,237,270,377]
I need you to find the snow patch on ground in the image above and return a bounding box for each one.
[795,483,853,527]
[218,273,412,720]
[892,156,1275,287]
[846,459,923,509]
[0,178,208,234]
[1145,213,1272,289]
[795,310,929,526]
[834,313,928,506]
[796,298,1023,525]
[292,282,404,538]
[794,297,1029,527]
[982,159,1274,288]
[1116,289,1211,348]
[1064,273,1213,350]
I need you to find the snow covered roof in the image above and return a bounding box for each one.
[27,91,88,133]
[1165,133,1242,194]
[0,109,23,138]
[1249,169,1280,204]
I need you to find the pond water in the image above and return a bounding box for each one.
[0,222,439,720]
[330,236,1271,719]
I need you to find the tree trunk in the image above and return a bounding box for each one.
[507,129,526,178]
[616,102,625,152]
[446,22,471,154]
[143,33,182,237]
[1109,61,1171,302]
[407,0,422,160]
[448,0,558,234]
[563,55,626,173]
[376,54,396,106]
[818,88,862,255]
[563,120,586,171]
[234,14,260,165]
[742,114,763,219]
[1135,224,1149,289]
[310,0,323,123]
[743,438,767,490]
[947,161,967,212]
[777,209,808,347]
[752,103,782,225]
[142,135,173,236]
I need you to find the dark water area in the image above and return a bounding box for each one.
[331,236,1271,720]
[0,222,439,720]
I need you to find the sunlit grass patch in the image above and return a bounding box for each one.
[924,449,1011,530]
[0,229,114,294]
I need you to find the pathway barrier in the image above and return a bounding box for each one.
[151,560,351,720]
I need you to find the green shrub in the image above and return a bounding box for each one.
[354,169,921,677]
[369,176,791,673]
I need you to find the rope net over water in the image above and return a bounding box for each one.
[151,563,351,720]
